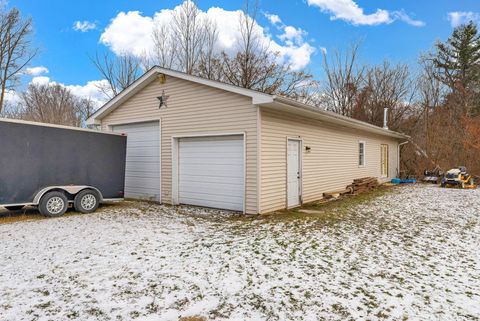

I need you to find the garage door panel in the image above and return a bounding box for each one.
[179,175,243,185]
[124,147,159,157]
[124,187,159,199]
[112,121,160,202]
[125,176,160,189]
[179,193,244,210]
[179,184,243,196]
[179,162,243,170]
[180,155,242,162]
[180,168,243,179]
[178,135,244,211]
[125,135,160,143]
[125,162,159,173]
[180,148,242,154]
[125,171,160,179]
[127,156,159,165]
[125,140,160,148]
[179,145,243,153]
[179,161,243,167]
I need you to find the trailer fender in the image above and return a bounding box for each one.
[33,186,104,205]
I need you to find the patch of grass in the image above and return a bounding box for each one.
[179,316,207,321]
[331,303,350,317]
[66,310,80,319]
[85,307,105,317]
[129,310,140,318]
[253,185,397,225]
[0,200,136,225]
[295,185,396,214]
[34,301,52,309]
[0,208,45,225]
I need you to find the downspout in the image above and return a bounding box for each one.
[397,140,409,178]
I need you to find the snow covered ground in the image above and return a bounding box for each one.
[1,185,479,321]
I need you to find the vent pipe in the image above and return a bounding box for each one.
[383,107,389,130]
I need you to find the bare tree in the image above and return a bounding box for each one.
[171,0,208,74]
[90,50,143,99]
[321,42,365,116]
[0,6,36,113]
[358,61,417,130]
[195,19,220,80]
[151,23,177,69]
[219,0,316,97]
[16,83,93,126]
[221,0,269,89]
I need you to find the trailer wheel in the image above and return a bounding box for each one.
[74,189,100,214]
[4,205,24,211]
[39,191,68,217]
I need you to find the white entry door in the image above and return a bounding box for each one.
[178,135,244,211]
[287,139,301,208]
[112,121,160,201]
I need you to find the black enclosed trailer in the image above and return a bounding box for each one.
[0,118,127,217]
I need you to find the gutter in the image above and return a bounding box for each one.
[270,96,410,140]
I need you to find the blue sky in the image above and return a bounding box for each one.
[8,0,480,104]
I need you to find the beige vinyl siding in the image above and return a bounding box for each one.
[101,75,258,214]
[260,107,399,214]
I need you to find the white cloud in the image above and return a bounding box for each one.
[100,3,316,70]
[100,11,155,56]
[65,80,111,106]
[73,20,97,32]
[31,76,51,85]
[306,0,424,27]
[25,66,49,76]
[265,13,282,25]
[307,0,391,25]
[448,11,479,28]
[279,26,306,45]
[393,10,425,27]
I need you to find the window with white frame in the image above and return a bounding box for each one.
[359,141,365,167]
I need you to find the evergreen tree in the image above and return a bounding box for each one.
[433,21,480,89]
[432,21,480,115]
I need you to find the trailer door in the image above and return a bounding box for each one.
[112,121,160,202]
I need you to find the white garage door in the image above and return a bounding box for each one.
[112,121,160,201]
[178,135,244,211]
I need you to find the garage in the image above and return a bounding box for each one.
[112,121,160,201]
[88,67,407,214]
[177,135,244,211]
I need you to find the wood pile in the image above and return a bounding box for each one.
[346,177,379,194]
[322,177,380,200]
[323,188,351,199]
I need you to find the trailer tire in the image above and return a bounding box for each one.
[5,205,24,211]
[39,191,68,217]
[74,189,100,214]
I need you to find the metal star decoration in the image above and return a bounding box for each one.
[157,90,170,108]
